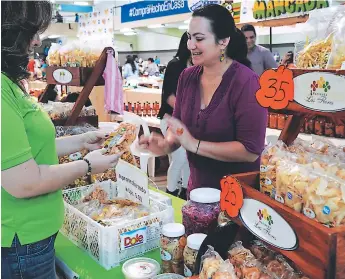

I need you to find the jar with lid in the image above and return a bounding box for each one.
[277,114,287,130]
[336,125,345,138]
[314,117,325,136]
[183,233,207,277]
[325,120,335,137]
[182,188,221,236]
[269,113,278,129]
[160,223,187,275]
[304,118,315,134]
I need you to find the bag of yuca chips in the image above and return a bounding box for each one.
[102,122,138,166]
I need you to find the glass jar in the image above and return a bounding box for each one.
[160,223,186,275]
[325,121,335,137]
[336,125,345,138]
[183,233,207,277]
[304,118,315,134]
[182,188,221,236]
[315,117,325,136]
[269,113,278,129]
[277,114,287,130]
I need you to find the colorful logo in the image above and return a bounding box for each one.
[310,77,331,93]
[257,208,273,225]
[120,227,147,250]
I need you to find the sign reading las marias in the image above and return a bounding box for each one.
[252,0,330,20]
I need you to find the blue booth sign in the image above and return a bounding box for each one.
[121,0,220,23]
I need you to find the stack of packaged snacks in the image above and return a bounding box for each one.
[260,137,345,227]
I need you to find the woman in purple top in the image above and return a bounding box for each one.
[139,4,267,195]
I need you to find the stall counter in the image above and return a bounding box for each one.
[55,189,186,279]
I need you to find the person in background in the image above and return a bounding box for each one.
[56,11,63,23]
[241,24,277,76]
[41,58,48,78]
[280,51,296,68]
[61,92,92,107]
[44,45,50,57]
[146,58,159,76]
[75,13,79,23]
[139,4,267,196]
[27,57,35,79]
[122,55,139,79]
[1,2,121,278]
[158,32,192,200]
[154,55,161,65]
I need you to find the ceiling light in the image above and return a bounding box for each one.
[148,24,164,29]
[74,1,90,5]
[120,28,134,33]
[48,34,61,39]
[124,32,136,36]
[178,25,188,30]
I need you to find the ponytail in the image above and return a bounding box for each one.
[226,28,251,68]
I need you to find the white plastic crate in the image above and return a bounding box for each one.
[61,181,173,270]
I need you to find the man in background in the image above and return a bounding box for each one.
[241,24,277,76]
[56,11,63,23]
[146,58,159,76]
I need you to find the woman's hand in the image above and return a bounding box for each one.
[138,132,173,156]
[84,149,122,174]
[82,131,109,151]
[166,116,198,152]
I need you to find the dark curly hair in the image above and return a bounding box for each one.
[1,1,52,85]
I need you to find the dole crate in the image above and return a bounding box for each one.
[61,181,174,270]
[231,172,345,279]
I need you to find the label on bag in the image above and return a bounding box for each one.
[120,226,147,250]
[116,159,149,207]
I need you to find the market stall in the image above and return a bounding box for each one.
[47,3,345,279]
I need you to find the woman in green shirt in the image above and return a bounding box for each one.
[1,2,121,278]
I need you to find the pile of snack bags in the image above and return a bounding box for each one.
[189,241,309,279]
[47,42,103,67]
[41,102,96,121]
[260,135,345,227]
[295,6,345,69]
[72,185,159,227]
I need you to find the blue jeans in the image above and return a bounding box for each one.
[2,233,58,279]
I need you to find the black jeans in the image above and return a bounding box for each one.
[2,233,58,279]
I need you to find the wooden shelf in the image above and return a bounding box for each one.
[232,172,345,279]
[39,47,115,127]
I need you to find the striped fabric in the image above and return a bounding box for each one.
[103,52,124,114]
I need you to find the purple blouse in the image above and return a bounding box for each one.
[173,61,268,193]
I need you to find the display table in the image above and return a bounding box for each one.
[55,189,185,279]
[28,80,47,90]
[124,87,162,105]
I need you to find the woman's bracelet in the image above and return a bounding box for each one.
[196,140,201,154]
[83,158,92,176]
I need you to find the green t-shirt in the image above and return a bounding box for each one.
[1,74,64,247]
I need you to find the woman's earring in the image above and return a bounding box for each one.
[220,49,225,62]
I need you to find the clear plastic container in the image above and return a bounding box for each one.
[122,258,160,279]
[182,188,221,236]
[160,223,186,275]
[183,233,207,277]
[152,274,184,279]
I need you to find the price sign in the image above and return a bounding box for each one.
[256,65,294,110]
[220,176,244,218]
[116,159,149,207]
